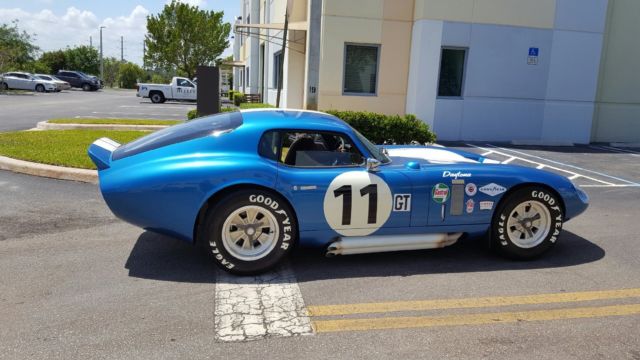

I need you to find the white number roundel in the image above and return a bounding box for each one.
[323,171,392,236]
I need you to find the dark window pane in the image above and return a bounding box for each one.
[279,131,364,167]
[438,48,466,97]
[343,44,378,94]
[258,131,279,161]
[273,51,283,89]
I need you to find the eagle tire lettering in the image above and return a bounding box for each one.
[491,186,564,259]
[202,189,297,275]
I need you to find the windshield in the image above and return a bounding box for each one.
[38,75,52,80]
[352,128,391,164]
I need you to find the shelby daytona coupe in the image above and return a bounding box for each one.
[88,109,589,274]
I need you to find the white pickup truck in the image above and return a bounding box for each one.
[137,77,197,103]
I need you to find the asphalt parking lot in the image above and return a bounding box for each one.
[0,89,194,131]
[1,111,640,358]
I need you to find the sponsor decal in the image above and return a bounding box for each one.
[442,171,472,180]
[466,199,474,214]
[479,201,494,210]
[465,183,477,197]
[452,179,465,185]
[479,183,507,197]
[393,194,411,212]
[432,183,450,204]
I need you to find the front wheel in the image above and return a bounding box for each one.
[201,190,297,275]
[35,84,45,92]
[82,83,91,91]
[491,186,564,259]
[1,82,8,91]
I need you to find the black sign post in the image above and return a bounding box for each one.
[196,66,220,117]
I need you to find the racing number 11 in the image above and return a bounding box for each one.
[333,184,378,225]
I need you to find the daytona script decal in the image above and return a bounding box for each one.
[323,171,392,236]
[442,171,472,179]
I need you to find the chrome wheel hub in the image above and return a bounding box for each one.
[221,205,279,261]
[506,200,551,248]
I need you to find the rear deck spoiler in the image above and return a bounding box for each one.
[88,137,120,170]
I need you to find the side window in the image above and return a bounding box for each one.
[258,131,280,161]
[177,79,193,87]
[279,131,364,167]
[438,47,467,97]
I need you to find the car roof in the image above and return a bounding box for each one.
[240,109,353,134]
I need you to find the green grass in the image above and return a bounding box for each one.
[49,118,182,126]
[0,130,148,169]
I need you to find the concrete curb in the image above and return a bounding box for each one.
[610,142,640,148]
[0,155,97,184]
[37,121,169,131]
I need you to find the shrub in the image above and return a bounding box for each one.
[233,92,245,106]
[220,103,274,112]
[187,109,198,120]
[325,110,436,145]
[228,90,235,100]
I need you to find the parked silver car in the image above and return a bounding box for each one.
[0,72,58,92]
[35,74,71,91]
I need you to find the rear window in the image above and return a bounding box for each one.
[112,111,243,161]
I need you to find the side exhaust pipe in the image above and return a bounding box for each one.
[326,233,463,257]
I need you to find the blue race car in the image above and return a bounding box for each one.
[88,109,589,275]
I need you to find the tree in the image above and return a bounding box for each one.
[39,50,67,73]
[63,46,99,75]
[144,0,230,79]
[118,62,145,89]
[0,20,39,72]
[102,57,121,87]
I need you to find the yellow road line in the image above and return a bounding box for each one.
[308,288,640,316]
[313,303,640,333]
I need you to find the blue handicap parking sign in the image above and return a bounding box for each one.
[529,47,539,57]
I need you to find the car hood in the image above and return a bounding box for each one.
[385,145,501,166]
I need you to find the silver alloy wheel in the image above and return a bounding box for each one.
[506,200,551,248]
[221,205,280,261]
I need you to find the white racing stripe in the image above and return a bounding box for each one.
[214,265,313,342]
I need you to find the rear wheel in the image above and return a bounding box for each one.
[491,186,563,259]
[150,92,165,104]
[201,189,297,275]
[0,82,8,91]
[35,84,45,92]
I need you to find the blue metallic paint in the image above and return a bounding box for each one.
[88,109,588,247]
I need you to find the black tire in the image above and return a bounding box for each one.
[201,189,297,275]
[35,84,45,92]
[150,92,165,104]
[82,83,91,91]
[491,186,563,259]
[0,82,8,91]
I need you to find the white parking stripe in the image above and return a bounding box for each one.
[590,145,640,157]
[466,144,615,186]
[91,111,184,117]
[214,265,313,342]
[501,157,516,164]
[486,144,640,186]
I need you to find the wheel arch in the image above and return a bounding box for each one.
[494,182,566,219]
[193,183,299,246]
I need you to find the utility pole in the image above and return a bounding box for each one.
[99,26,105,80]
[121,36,124,62]
[275,6,289,108]
[142,41,146,69]
[90,36,92,48]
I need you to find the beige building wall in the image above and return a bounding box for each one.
[413,0,556,29]
[592,0,640,142]
[317,0,414,115]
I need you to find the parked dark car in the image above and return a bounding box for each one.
[55,70,100,91]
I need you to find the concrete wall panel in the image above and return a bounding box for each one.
[555,0,608,33]
[541,102,594,144]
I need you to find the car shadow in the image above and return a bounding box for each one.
[125,230,604,284]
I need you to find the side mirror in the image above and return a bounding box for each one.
[365,158,381,172]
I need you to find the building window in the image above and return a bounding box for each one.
[343,43,379,95]
[273,50,283,89]
[245,67,250,87]
[438,48,467,97]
